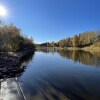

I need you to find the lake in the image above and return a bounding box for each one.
[0,50,100,100]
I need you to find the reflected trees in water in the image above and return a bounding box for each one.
[38,48,100,67]
[58,50,100,67]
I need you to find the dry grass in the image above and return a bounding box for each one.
[82,45,100,51]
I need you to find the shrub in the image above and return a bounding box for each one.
[0,23,35,52]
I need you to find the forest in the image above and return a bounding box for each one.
[38,31,100,48]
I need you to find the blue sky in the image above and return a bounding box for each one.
[1,0,100,43]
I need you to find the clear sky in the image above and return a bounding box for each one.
[0,0,100,43]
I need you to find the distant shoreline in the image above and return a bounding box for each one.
[36,46,100,51]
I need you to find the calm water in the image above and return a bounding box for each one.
[19,50,100,100]
[1,50,100,100]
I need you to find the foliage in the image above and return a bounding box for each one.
[38,31,100,48]
[73,35,79,47]
[0,23,35,52]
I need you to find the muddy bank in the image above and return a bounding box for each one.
[0,49,35,79]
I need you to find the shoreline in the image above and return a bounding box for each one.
[36,46,100,51]
[0,49,35,79]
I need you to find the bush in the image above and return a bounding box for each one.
[0,23,35,52]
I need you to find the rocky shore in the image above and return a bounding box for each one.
[0,49,35,79]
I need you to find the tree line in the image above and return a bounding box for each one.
[0,22,35,52]
[38,31,100,48]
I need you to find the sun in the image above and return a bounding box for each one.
[0,5,7,17]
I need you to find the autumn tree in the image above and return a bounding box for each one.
[0,23,35,52]
[73,35,79,47]
[65,37,71,47]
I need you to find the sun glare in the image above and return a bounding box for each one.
[0,5,7,17]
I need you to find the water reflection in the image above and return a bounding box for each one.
[20,50,100,100]
[0,78,24,100]
[58,50,100,67]
[0,52,35,100]
[38,49,100,67]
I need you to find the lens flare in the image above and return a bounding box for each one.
[0,5,7,17]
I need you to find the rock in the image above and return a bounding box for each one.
[0,49,34,79]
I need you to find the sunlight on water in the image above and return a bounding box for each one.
[0,50,100,100]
